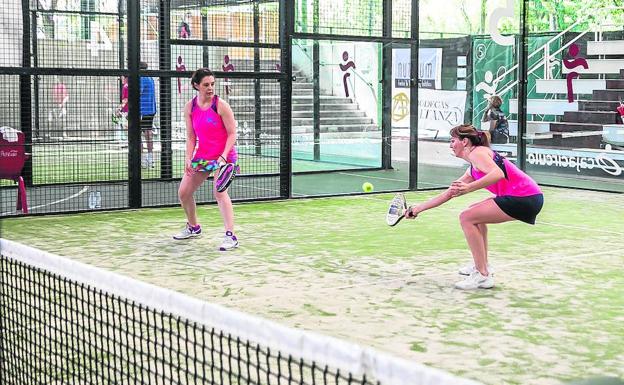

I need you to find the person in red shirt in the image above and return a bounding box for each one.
[47,77,69,139]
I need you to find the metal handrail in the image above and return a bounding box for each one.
[493,6,624,99]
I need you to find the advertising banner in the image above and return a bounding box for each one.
[392,48,446,129]
[417,88,467,138]
[526,147,624,179]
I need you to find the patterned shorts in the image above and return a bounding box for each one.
[191,158,239,174]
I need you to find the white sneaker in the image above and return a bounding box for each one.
[173,223,201,240]
[454,271,494,290]
[458,263,494,276]
[219,231,238,251]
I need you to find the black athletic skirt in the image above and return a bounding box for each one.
[494,194,544,225]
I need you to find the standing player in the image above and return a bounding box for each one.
[173,68,239,251]
[115,76,129,142]
[481,95,509,144]
[139,62,157,168]
[49,76,69,139]
[405,124,543,290]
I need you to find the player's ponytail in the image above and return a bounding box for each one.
[449,124,491,147]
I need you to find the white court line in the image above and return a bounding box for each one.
[536,221,624,236]
[337,171,407,183]
[234,181,307,197]
[1,186,89,216]
[337,171,447,187]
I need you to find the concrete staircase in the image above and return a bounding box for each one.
[226,68,379,138]
[535,69,624,148]
[509,40,624,149]
[291,69,378,136]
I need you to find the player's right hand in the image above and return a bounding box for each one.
[184,159,195,176]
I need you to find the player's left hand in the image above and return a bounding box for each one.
[450,181,470,197]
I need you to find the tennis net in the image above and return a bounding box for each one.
[0,239,481,385]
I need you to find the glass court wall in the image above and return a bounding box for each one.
[0,0,622,217]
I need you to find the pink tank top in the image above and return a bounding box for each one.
[470,151,542,197]
[191,95,237,162]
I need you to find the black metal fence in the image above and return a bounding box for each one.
[1,0,292,216]
[2,1,623,217]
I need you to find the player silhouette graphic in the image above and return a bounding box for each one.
[563,43,589,103]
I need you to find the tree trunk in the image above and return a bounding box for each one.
[480,0,487,34]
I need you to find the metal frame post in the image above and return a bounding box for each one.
[159,0,173,179]
[279,0,294,198]
[254,1,262,157]
[517,0,529,170]
[381,0,393,169]
[127,0,142,208]
[312,0,320,161]
[21,0,33,186]
[409,0,419,190]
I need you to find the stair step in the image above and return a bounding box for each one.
[561,59,624,75]
[292,131,382,141]
[550,122,604,132]
[226,102,360,114]
[292,117,373,125]
[292,96,356,104]
[506,120,551,135]
[587,40,624,56]
[236,111,280,118]
[536,79,605,94]
[293,89,313,95]
[293,82,313,89]
[292,110,367,118]
[528,131,603,149]
[509,99,577,115]
[292,103,359,111]
[605,79,624,89]
[577,100,622,111]
[593,89,624,100]
[228,95,355,105]
[562,111,620,124]
[292,124,379,134]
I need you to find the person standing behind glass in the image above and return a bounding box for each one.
[139,62,157,168]
[178,13,192,38]
[114,76,129,142]
[481,95,509,144]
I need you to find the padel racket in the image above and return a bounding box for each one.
[215,162,238,192]
[386,193,412,226]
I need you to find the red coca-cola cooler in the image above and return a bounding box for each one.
[0,127,28,214]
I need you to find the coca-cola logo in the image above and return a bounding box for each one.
[0,150,18,157]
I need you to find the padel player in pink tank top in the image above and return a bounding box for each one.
[191,95,237,169]
[402,124,544,290]
[173,68,239,252]
[470,151,542,200]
